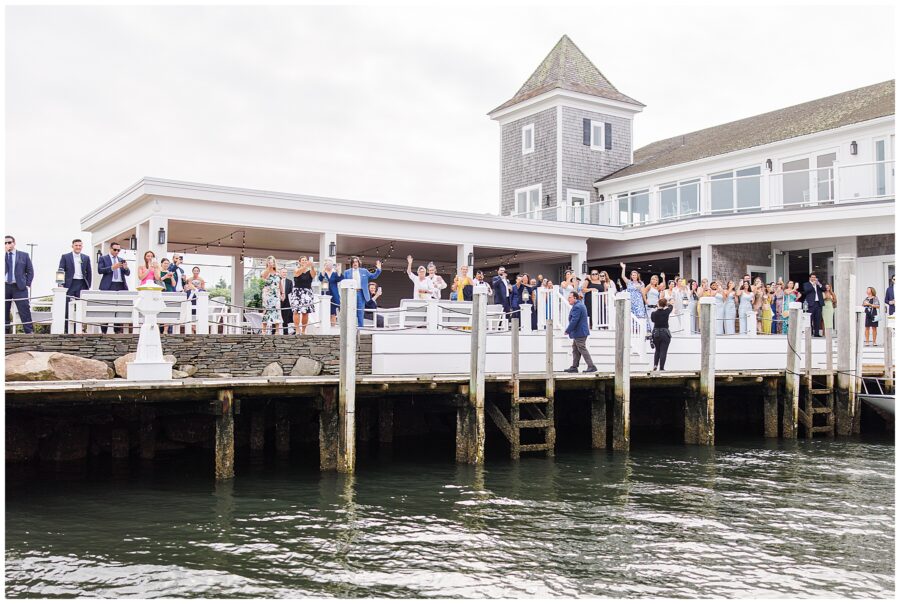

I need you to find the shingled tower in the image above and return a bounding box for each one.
[489,35,643,221]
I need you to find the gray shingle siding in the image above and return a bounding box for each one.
[561,106,632,206]
[501,108,557,217]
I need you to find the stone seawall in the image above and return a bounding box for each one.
[4,334,372,377]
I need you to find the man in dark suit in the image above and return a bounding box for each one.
[97,242,130,333]
[57,238,92,333]
[280,267,294,334]
[800,272,825,337]
[491,266,512,314]
[5,235,35,334]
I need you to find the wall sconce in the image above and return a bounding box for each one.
[157,227,166,245]
[129,234,137,251]
[328,241,336,257]
[765,159,773,172]
[96,249,102,264]
[599,194,605,201]
[55,268,65,286]
[467,252,474,267]
[850,140,858,155]
[544,194,551,207]
[581,261,588,274]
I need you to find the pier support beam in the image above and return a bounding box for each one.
[336,280,358,473]
[111,428,129,459]
[763,377,779,438]
[214,389,235,481]
[250,411,266,452]
[139,407,156,460]
[852,308,865,435]
[783,302,802,439]
[456,285,487,464]
[835,255,856,435]
[686,297,716,445]
[378,400,393,443]
[275,403,290,455]
[590,384,608,449]
[612,293,630,451]
[319,387,338,470]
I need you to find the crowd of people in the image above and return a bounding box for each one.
[4,235,895,352]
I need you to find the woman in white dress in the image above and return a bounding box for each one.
[426,263,447,300]
[406,256,434,300]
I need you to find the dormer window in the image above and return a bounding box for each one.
[522,124,535,155]
[590,120,605,150]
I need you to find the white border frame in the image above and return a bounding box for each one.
[589,119,605,151]
[522,123,535,155]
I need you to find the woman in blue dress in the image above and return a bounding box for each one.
[620,262,646,320]
[712,281,726,335]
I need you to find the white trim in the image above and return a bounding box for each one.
[521,123,535,155]
[489,88,644,124]
[590,119,605,151]
[556,105,563,213]
[595,115,895,188]
[566,189,591,224]
[513,184,543,220]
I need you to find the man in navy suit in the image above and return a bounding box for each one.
[5,235,35,334]
[96,242,130,333]
[491,266,512,314]
[342,256,381,327]
[57,238,93,333]
[564,291,596,373]
[799,272,825,337]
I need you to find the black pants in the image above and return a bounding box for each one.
[281,307,293,334]
[100,282,128,333]
[64,279,88,333]
[809,302,823,337]
[652,328,671,370]
[5,282,32,333]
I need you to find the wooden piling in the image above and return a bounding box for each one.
[139,406,155,460]
[763,377,779,437]
[884,318,893,390]
[337,280,358,473]
[456,286,486,464]
[612,293,630,451]
[544,318,556,457]
[590,385,607,449]
[250,411,266,451]
[319,386,338,470]
[852,308,865,435]
[783,302,802,439]
[835,255,856,435]
[111,428,129,459]
[274,403,290,455]
[214,389,235,481]
[688,297,716,445]
[378,400,393,443]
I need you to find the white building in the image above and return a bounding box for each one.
[81,36,894,316]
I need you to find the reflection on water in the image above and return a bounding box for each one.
[5,437,895,598]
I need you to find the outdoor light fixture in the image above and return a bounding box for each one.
[599,194,605,201]
[467,252,474,267]
[129,234,137,251]
[581,261,588,274]
[850,140,858,155]
[96,249,102,264]
[157,227,166,245]
[765,159,773,171]
[328,241,336,257]
[544,194,551,206]
[55,268,65,286]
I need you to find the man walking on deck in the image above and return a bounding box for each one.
[564,291,596,373]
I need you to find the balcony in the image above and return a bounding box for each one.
[506,160,895,227]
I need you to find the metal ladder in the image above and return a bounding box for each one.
[486,318,556,459]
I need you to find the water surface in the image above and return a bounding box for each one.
[5,438,894,598]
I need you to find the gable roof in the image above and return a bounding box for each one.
[600,80,895,182]
[490,35,643,115]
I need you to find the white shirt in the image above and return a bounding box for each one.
[172,264,184,291]
[72,252,83,279]
[429,274,447,299]
[810,281,819,302]
[351,268,361,288]
[408,272,434,300]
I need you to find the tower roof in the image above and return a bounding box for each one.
[490,35,644,115]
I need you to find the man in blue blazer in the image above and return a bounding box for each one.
[564,291,596,373]
[342,256,382,327]
[5,235,35,333]
[492,266,512,313]
[96,242,130,333]
[318,258,344,328]
[57,238,93,333]
[799,273,825,337]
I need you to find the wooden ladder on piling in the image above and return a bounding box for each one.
[799,328,836,438]
[486,317,556,459]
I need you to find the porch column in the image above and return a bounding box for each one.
[231,256,245,310]
[700,243,712,281]
[457,243,473,274]
[835,254,857,435]
[570,250,587,275]
[319,232,337,266]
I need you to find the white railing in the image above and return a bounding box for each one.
[504,160,894,228]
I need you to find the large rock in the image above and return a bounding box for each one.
[178,364,198,377]
[261,362,284,377]
[172,370,190,379]
[291,356,323,376]
[6,351,111,382]
[113,352,177,378]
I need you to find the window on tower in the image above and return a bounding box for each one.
[590,120,605,150]
[522,124,535,155]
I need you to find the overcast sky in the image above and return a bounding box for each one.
[6,4,895,294]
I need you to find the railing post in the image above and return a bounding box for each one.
[457,284,486,465]
[545,318,555,382]
[832,161,841,203]
[835,255,856,435]
[591,289,601,330]
[511,317,520,378]
[746,311,757,336]
[852,307,865,434]
[51,287,67,334]
[316,294,332,334]
[613,292,631,451]
[520,303,533,333]
[426,299,439,332]
[196,291,209,335]
[884,317,894,390]
[537,288,547,330]
[783,302,802,439]
[337,280,358,473]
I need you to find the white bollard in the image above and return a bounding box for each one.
[520,304,533,333]
[195,291,209,335]
[746,311,758,336]
[316,294,332,334]
[426,299,439,332]
[339,280,359,328]
[51,287,67,334]
[127,286,174,381]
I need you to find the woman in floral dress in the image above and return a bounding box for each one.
[261,256,282,335]
[620,262,646,320]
